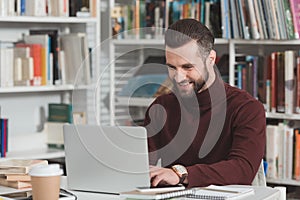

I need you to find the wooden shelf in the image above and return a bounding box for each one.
[113,38,229,46]
[231,39,300,45]
[266,112,300,120]
[267,178,300,186]
[0,84,92,94]
[1,132,64,160]
[4,148,65,160]
[0,16,97,23]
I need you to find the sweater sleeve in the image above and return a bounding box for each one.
[144,99,167,165]
[186,100,266,187]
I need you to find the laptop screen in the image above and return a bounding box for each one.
[63,124,150,194]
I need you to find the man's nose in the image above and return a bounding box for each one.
[174,69,187,83]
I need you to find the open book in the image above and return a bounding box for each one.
[120,185,254,200]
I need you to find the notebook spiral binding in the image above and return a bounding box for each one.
[157,188,196,199]
[186,193,227,200]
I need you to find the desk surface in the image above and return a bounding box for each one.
[61,177,281,200]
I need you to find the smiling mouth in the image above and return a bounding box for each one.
[178,81,193,87]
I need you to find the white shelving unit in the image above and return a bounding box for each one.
[267,178,300,187]
[0,1,101,158]
[110,38,300,187]
[107,0,300,188]
[0,16,98,23]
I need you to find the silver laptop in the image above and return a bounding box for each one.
[63,124,150,194]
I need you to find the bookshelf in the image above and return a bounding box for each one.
[105,0,300,188]
[0,0,101,158]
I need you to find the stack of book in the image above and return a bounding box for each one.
[0,159,48,189]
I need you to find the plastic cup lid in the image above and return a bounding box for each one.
[29,164,63,177]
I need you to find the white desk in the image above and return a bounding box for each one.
[61,177,281,200]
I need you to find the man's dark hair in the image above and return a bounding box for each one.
[165,19,215,59]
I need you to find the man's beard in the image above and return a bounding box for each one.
[172,78,206,99]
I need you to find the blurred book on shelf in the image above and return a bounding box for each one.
[118,56,170,98]
[48,103,73,123]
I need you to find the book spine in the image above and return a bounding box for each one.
[294,128,300,180]
[284,50,295,114]
[296,57,300,113]
[246,0,260,39]
[282,0,295,39]
[276,52,285,113]
[289,0,300,39]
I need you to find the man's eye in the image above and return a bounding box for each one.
[167,65,176,70]
[182,65,194,70]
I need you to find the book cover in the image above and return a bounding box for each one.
[282,0,296,39]
[276,52,285,113]
[1,118,8,158]
[266,125,280,179]
[293,128,300,180]
[296,57,300,113]
[270,52,278,112]
[274,0,288,39]
[221,0,231,39]
[44,121,65,145]
[245,0,260,39]
[0,159,48,174]
[289,0,300,39]
[118,74,168,98]
[252,0,264,39]
[256,0,269,39]
[284,50,296,114]
[284,125,294,180]
[48,103,73,123]
[229,0,241,38]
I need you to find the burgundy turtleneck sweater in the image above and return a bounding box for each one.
[144,75,266,188]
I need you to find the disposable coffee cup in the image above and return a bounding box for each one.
[29,164,63,200]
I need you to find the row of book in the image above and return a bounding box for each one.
[233,50,300,114]
[0,30,91,88]
[266,123,300,181]
[226,0,300,40]
[111,0,222,39]
[111,0,300,40]
[0,0,96,17]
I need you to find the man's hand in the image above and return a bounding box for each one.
[149,165,180,187]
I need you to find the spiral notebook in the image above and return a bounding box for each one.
[120,185,254,200]
[186,185,255,200]
[120,187,195,199]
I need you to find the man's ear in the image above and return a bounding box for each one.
[208,50,217,64]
